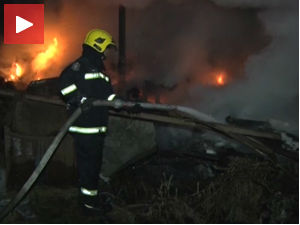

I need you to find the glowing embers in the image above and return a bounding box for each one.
[206,71,227,87]
[216,73,225,86]
[195,70,229,87]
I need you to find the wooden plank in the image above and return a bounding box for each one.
[110,112,281,140]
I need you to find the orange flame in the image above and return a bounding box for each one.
[15,63,23,77]
[8,62,23,81]
[32,37,58,72]
[9,75,15,81]
[216,73,225,86]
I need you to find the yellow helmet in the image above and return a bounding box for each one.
[83,29,116,53]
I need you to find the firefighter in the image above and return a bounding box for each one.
[59,29,117,215]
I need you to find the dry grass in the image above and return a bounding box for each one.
[2,156,298,223]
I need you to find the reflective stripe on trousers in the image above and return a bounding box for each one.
[84,204,94,209]
[107,94,116,101]
[69,126,107,134]
[81,187,98,196]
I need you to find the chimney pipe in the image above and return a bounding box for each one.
[118,5,126,79]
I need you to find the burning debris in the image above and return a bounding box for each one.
[216,73,225,86]
[1,37,59,87]
[7,63,23,82]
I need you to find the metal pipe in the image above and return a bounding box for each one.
[118,5,126,93]
[0,89,282,139]
[118,5,126,73]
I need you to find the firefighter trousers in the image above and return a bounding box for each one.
[72,133,105,201]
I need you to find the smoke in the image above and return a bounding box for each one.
[41,0,118,77]
[193,0,298,133]
[211,0,291,9]
[0,0,297,133]
[120,0,271,100]
[123,0,298,133]
[88,0,154,9]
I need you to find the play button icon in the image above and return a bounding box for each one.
[4,4,44,44]
[16,16,34,34]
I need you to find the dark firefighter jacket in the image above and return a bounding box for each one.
[59,45,116,134]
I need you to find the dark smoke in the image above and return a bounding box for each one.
[200,0,299,134]
[0,0,297,134]
[119,0,298,134]
[123,0,270,96]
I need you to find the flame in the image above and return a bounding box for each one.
[15,63,23,77]
[147,96,156,104]
[3,37,60,85]
[32,38,58,72]
[10,75,16,81]
[7,62,23,81]
[216,73,225,86]
[217,74,224,85]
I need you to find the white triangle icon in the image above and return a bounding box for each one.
[16,16,33,34]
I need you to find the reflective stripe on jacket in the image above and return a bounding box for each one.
[69,126,107,134]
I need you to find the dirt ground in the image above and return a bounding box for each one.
[1,156,298,224]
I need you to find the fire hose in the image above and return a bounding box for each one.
[0,99,218,221]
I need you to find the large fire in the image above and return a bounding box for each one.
[4,38,59,83]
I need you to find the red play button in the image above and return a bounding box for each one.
[4,4,44,44]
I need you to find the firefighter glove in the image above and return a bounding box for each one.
[81,98,95,113]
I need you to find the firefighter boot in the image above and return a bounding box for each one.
[79,193,112,217]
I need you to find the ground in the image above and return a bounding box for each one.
[1,155,298,224]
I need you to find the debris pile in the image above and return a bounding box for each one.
[0,87,298,223]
